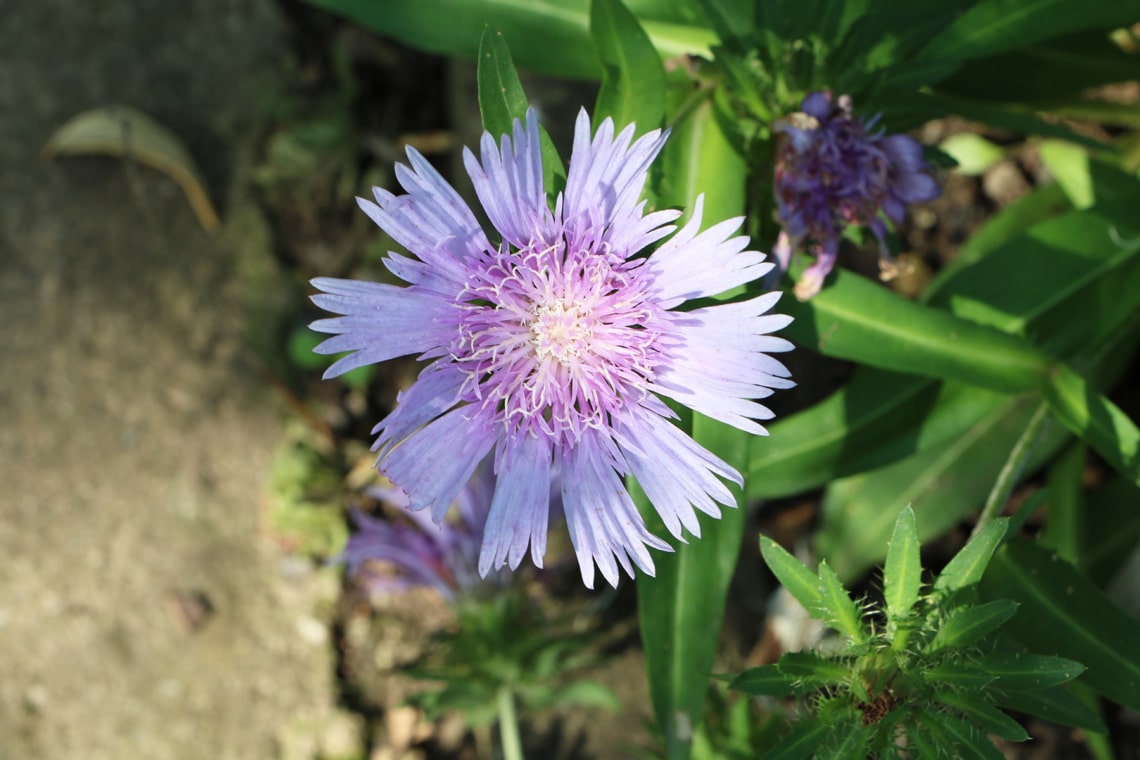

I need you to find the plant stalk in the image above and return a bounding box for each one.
[973,401,1051,538]
[497,687,523,760]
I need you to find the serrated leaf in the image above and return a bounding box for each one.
[760,536,824,615]
[44,106,220,234]
[883,505,922,630]
[922,660,995,689]
[934,517,1009,596]
[766,716,829,760]
[981,540,1140,710]
[923,713,1004,760]
[777,652,854,688]
[591,0,665,135]
[928,600,1020,652]
[475,27,565,194]
[933,690,1029,742]
[992,685,1106,733]
[729,664,798,697]
[979,651,1087,691]
[817,561,869,645]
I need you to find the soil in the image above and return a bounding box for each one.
[0,2,345,758]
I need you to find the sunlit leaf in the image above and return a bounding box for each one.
[932,517,1009,596]
[926,600,1019,652]
[883,506,922,639]
[591,0,666,134]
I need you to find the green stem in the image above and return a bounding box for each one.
[497,688,523,760]
[973,401,1051,538]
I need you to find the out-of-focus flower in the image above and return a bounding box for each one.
[339,468,504,602]
[773,90,941,300]
[312,108,794,588]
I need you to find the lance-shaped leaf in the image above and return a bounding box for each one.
[933,690,1029,743]
[760,536,824,615]
[765,716,829,760]
[591,0,665,135]
[926,600,1019,652]
[817,561,869,645]
[921,660,995,689]
[992,685,1106,733]
[976,651,1087,692]
[883,505,922,632]
[777,651,856,689]
[476,28,565,193]
[729,664,798,698]
[920,713,1004,760]
[932,517,1009,596]
[980,540,1140,710]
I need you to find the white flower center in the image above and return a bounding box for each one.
[529,298,593,366]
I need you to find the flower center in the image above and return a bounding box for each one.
[529,298,593,366]
[452,245,662,448]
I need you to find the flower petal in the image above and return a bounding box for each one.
[478,433,552,576]
[378,407,496,521]
[652,294,795,434]
[615,404,740,541]
[560,431,670,589]
[309,278,457,377]
[562,109,668,245]
[358,147,490,286]
[645,195,773,308]
[464,109,548,249]
[372,360,465,450]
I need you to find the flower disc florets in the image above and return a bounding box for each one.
[311,108,794,588]
[773,90,941,300]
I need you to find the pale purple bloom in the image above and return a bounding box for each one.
[340,469,504,602]
[311,108,794,588]
[773,90,940,300]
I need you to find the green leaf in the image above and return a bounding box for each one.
[939,132,1006,175]
[817,561,869,645]
[766,716,829,760]
[304,0,717,79]
[759,535,824,614]
[918,0,1140,62]
[591,0,665,135]
[922,660,995,689]
[978,651,1087,691]
[1039,140,1095,208]
[981,540,1140,710]
[475,27,565,193]
[638,496,745,760]
[816,394,1067,582]
[1043,363,1140,487]
[933,517,1009,596]
[883,505,922,625]
[777,652,855,687]
[933,690,1029,742]
[921,713,1004,760]
[937,31,1140,103]
[1085,474,1140,587]
[928,182,1071,284]
[783,261,1051,394]
[992,685,1106,733]
[729,664,798,697]
[1041,442,1085,566]
[926,600,1019,652]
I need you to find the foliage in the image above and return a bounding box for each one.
[730,508,1095,758]
[295,0,1140,755]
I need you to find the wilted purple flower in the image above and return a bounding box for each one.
[311,108,794,588]
[340,469,503,602]
[773,90,940,300]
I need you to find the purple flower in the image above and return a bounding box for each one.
[311,108,794,588]
[340,469,504,602]
[773,90,941,300]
